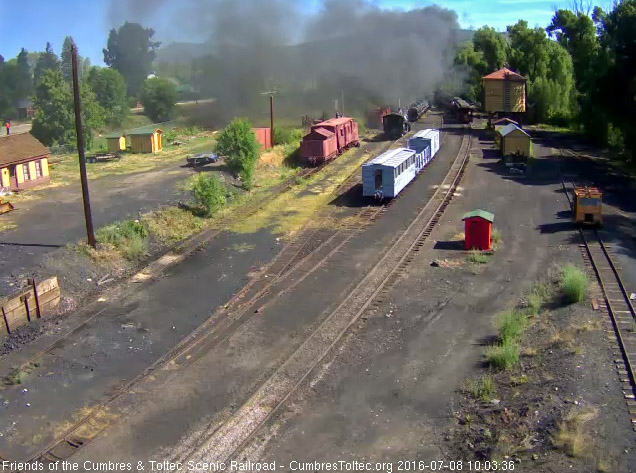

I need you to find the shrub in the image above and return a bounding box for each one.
[486,341,520,370]
[6,368,27,385]
[561,264,587,303]
[96,219,148,260]
[497,310,527,344]
[274,127,303,146]
[216,118,261,188]
[140,77,178,122]
[191,174,226,217]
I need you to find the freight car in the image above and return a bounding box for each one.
[300,117,359,165]
[367,106,391,129]
[407,100,430,122]
[363,128,441,199]
[382,113,410,140]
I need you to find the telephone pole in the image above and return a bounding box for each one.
[71,44,96,248]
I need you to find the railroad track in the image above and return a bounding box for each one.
[178,131,472,469]
[560,174,636,429]
[14,131,410,468]
[12,120,448,468]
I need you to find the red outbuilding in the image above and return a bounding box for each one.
[253,127,272,150]
[462,210,495,251]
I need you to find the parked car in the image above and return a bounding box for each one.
[187,153,219,167]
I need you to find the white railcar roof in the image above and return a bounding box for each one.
[410,129,439,140]
[364,147,415,168]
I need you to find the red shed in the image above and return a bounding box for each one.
[253,127,272,150]
[462,210,495,251]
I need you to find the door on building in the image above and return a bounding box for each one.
[374,169,383,191]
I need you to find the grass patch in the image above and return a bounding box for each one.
[95,220,148,261]
[486,341,520,370]
[463,375,496,402]
[5,368,27,385]
[497,310,527,344]
[552,407,598,457]
[561,264,587,303]
[0,220,17,233]
[526,282,549,315]
[490,228,502,249]
[141,207,205,243]
[466,250,492,264]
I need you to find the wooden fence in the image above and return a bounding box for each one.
[0,277,60,335]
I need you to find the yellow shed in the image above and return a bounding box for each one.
[127,128,163,154]
[0,133,51,191]
[105,132,126,153]
[483,67,526,114]
[498,124,531,157]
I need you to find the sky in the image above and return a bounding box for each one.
[0,0,582,66]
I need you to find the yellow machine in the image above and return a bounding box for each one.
[0,199,14,215]
[573,187,602,225]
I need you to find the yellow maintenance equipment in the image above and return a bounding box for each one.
[573,187,602,226]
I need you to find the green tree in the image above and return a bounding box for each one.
[216,118,261,188]
[103,22,161,96]
[60,36,76,83]
[598,0,636,164]
[507,20,550,81]
[473,26,508,72]
[34,42,60,86]
[15,48,33,99]
[31,69,104,148]
[454,42,488,102]
[139,77,177,122]
[87,67,128,125]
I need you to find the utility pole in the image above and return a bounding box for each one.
[269,94,274,149]
[71,44,95,248]
[341,91,345,117]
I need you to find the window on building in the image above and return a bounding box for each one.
[34,160,42,178]
[22,164,30,181]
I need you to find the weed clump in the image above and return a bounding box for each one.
[498,310,527,344]
[463,375,496,401]
[96,220,148,260]
[5,368,27,385]
[466,250,492,264]
[560,264,587,303]
[552,407,598,457]
[485,342,520,370]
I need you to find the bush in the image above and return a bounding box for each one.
[96,219,148,260]
[191,174,226,217]
[140,77,177,122]
[216,118,261,188]
[561,264,587,303]
[497,310,527,344]
[274,127,303,146]
[486,341,520,370]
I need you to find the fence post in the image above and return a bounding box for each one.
[1,306,9,334]
[22,295,31,322]
[29,278,42,319]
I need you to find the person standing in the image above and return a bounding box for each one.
[4,121,10,135]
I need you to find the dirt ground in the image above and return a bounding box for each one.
[239,128,636,472]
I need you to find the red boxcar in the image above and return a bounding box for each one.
[300,117,359,165]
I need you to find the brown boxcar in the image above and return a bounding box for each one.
[299,127,338,165]
[300,117,359,165]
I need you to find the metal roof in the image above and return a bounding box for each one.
[499,123,530,138]
[105,132,124,139]
[364,147,415,168]
[126,127,163,136]
[411,129,437,140]
[462,209,494,222]
[317,117,353,126]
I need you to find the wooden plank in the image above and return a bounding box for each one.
[0,277,59,333]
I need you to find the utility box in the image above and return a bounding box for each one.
[462,210,495,251]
